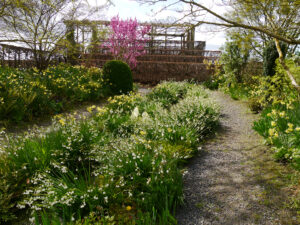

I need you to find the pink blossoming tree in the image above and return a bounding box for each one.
[103,16,151,69]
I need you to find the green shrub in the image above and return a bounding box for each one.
[220,41,250,83]
[146,81,189,108]
[249,59,298,111]
[248,97,262,113]
[263,41,287,77]
[252,57,300,169]
[102,60,133,95]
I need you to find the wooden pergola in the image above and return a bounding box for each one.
[64,20,204,53]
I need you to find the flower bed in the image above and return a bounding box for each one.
[0,81,219,224]
[0,64,109,124]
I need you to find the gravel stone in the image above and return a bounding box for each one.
[176,90,297,225]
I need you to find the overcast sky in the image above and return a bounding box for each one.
[90,0,228,50]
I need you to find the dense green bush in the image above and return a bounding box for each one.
[146,81,189,108]
[220,41,250,84]
[203,40,253,100]
[249,59,298,110]
[263,41,287,77]
[0,64,109,124]
[102,60,133,95]
[0,82,219,224]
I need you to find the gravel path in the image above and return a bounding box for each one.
[176,90,298,225]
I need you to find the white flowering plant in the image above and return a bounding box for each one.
[0,81,219,224]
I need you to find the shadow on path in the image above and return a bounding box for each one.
[176,91,299,225]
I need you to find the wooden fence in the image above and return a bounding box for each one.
[0,42,222,84]
[82,40,221,83]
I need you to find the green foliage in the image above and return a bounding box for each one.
[263,41,287,77]
[253,102,300,169]
[251,58,300,168]
[66,23,80,65]
[0,64,109,124]
[102,60,133,95]
[0,82,219,224]
[220,41,250,83]
[146,81,189,108]
[88,25,101,54]
[288,56,300,85]
[207,39,252,99]
[249,59,298,110]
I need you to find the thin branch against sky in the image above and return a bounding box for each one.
[88,0,228,49]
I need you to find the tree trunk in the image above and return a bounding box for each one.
[274,38,300,93]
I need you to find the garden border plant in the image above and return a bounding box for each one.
[0,81,219,224]
[0,64,111,126]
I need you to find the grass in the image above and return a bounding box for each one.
[244,142,300,224]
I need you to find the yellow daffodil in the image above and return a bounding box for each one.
[279,111,286,118]
[288,123,294,129]
[268,128,275,136]
[286,124,294,133]
[59,119,65,126]
[271,109,277,115]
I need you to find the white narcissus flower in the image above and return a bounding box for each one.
[131,106,139,119]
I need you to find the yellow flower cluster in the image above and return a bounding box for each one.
[0,64,107,122]
[285,123,294,133]
[265,106,299,142]
[87,105,96,113]
[268,128,278,138]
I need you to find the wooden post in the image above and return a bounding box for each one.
[81,27,84,53]
[18,50,21,67]
[151,26,154,55]
[165,28,167,49]
[76,24,79,45]
[191,26,195,49]
[1,46,4,66]
[187,30,191,50]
